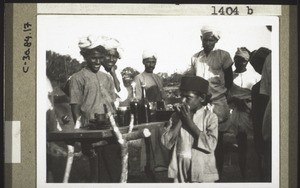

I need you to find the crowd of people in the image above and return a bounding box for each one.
[47,25,272,183]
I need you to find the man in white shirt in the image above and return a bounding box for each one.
[188,25,234,179]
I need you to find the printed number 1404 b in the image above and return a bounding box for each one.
[211,6,239,15]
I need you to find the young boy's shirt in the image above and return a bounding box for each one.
[161,107,219,182]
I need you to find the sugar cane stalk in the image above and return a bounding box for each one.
[107,112,151,183]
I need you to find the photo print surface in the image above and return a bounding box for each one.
[37,5,280,188]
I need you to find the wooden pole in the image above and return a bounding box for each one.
[107,112,151,183]
[63,145,74,183]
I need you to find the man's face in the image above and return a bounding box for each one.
[102,49,119,72]
[84,50,105,73]
[201,32,218,53]
[234,56,248,73]
[180,90,203,112]
[143,57,156,73]
[122,74,133,87]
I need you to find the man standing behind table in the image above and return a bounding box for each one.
[133,50,167,103]
[69,35,121,182]
[101,37,128,108]
[187,25,234,179]
[133,50,169,180]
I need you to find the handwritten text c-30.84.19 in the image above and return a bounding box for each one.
[22,22,32,73]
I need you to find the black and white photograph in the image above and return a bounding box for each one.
[36,4,280,188]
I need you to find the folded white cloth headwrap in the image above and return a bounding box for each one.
[142,49,157,60]
[78,35,107,50]
[201,25,221,40]
[103,37,124,59]
[235,48,250,61]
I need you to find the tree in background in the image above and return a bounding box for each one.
[46,50,83,87]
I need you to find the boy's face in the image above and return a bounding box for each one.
[180,90,203,112]
[84,49,105,73]
[102,49,119,72]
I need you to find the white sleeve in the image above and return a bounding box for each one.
[115,70,128,102]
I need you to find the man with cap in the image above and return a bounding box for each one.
[69,35,121,182]
[101,37,128,108]
[258,49,272,182]
[134,50,168,180]
[133,49,167,103]
[187,25,234,178]
[226,47,261,179]
[249,47,271,181]
[161,76,219,183]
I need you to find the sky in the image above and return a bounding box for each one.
[38,15,276,75]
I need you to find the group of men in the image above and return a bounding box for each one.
[57,25,272,183]
[186,26,271,182]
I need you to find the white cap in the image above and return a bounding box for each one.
[142,49,157,60]
[103,37,124,59]
[201,25,221,40]
[78,35,106,50]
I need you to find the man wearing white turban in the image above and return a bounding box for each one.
[187,25,234,179]
[133,49,166,102]
[226,47,261,179]
[100,37,128,108]
[133,49,168,180]
[69,35,120,182]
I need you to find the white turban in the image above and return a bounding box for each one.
[78,35,106,50]
[102,37,124,59]
[142,49,157,60]
[201,25,220,40]
[235,48,250,61]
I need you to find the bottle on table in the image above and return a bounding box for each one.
[139,84,150,123]
[130,83,140,125]
[156,100,165,111]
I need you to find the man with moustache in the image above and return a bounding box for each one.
[133,50,168,181]
[187,25,234,180]
[133,50,166,103]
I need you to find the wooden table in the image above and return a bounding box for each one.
[47,121,168,182]
[47,121,167,142]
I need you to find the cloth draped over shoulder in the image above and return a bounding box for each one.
[189,49,233,128]
[190,49,233,100]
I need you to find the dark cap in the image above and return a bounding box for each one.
[180,76,209,94]
[249,47,271,74]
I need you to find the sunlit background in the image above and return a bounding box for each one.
[38,15,273,75]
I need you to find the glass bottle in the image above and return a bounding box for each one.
[130,83,140,125]
[140,84,150,123]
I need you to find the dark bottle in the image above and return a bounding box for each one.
[140,84,151,123]
[130,84,140,125]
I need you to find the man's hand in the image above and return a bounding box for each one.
[74,116,82,129]
[109,65,121,92]
[175,103,193,128]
